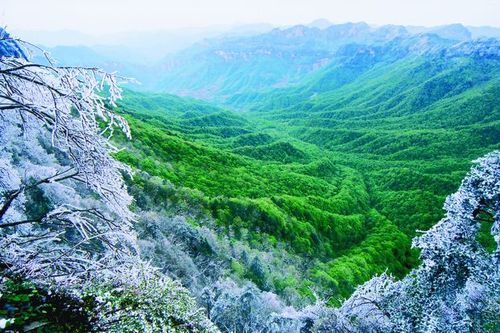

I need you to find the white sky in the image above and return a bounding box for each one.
[1,0,499,34]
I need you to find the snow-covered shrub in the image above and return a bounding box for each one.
[201,278,308,333]
[87,265,219,333]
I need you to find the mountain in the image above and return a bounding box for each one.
[110,34,499,302]
[20,24,277,89]
[31,45,158,89]
[36,45,112,66]
[153,22,415,101]
[14,24,276,64]
[429,23,471,41]
[20,22,499,101]
[406,23,472,41]
[467,25,500,38]
[227,37,498,108]
[308,18,334,29]
[0,28,27,58]
[151,22,496,102]
[405,24,500,39]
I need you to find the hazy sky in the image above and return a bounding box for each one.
[1,0,499,34]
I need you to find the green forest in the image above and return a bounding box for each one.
[112,41,499,302]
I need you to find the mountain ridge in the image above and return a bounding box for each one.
[23,22,500,99]
[152,23,499,102]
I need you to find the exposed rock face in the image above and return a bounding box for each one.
[444,38,500,58]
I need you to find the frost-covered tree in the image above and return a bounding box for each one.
[0,29,137,286]
[202,279,290,332]
[198,278,322,333]
[0,31,217,332]
[136,211,225,292]
[315,151,500,332]
[86,265,219,333]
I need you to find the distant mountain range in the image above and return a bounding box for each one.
[21,22,500,101]
[152,22,499,102]
[15,23,275,64]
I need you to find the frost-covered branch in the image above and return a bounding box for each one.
[0,30,220,332]
[0,32,138,287]
[0,37,133,220]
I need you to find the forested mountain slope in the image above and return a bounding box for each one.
[232,38,500,233]
[153,23,424,100]
[112,55,499,302]
[100,27,499,329]
[153,23,499,103]
[112,91,415,302]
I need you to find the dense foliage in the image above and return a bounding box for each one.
[315,151,500,332]
[114,92,417,303]
[114,45,499,300]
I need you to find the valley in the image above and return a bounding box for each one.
[110,31,499,304]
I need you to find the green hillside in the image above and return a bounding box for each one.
[105,37,500,305]
[112,46,498,300]
[112,91,415,302]
[238,40,500,234]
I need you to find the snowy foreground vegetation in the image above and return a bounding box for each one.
[1,31,499,332]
